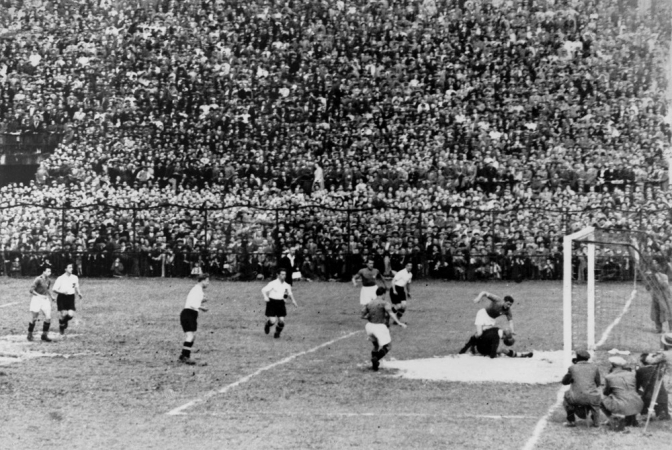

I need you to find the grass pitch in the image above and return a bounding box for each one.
[1,278,671,450]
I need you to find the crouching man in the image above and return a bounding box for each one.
[637,352,671,421]
[601,356,644,429]
[561,350,602,428]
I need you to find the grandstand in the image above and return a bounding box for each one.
[0,0,670,281]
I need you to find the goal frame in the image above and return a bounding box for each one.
[563,226,652,368]
[563,226,596,369]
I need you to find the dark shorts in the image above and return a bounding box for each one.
[475,327,501,358]
[56,294,76,311]
[180,308,199,333]
[389,286,407,304]
[265,299,287,318]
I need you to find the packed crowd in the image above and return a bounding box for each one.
[0,0,671,280]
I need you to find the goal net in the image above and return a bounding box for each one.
[563,227,669,367]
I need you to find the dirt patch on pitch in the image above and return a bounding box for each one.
[0,334,83,366]
[382,351,564,384]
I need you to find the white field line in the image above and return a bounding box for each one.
[521,386,567,450]
[521,289,637,449]
[595,288,638,348]
[0,302,20,308]
[189,411,536,419]
[166,330,362,416]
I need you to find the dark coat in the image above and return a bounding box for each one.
[636,364,668,415]
[602,368,644,416]
[562,361,602,407]
[279,254,296,285]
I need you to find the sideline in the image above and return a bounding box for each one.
[190,411,536,419]
[0,302,20,308]
[166,330,362,416]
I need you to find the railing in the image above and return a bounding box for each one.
[0,249,638,283]
[0,201,664,281]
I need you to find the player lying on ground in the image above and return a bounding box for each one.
[458,327,532,358]
[361,286,406,371]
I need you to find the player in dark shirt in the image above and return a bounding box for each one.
[353,259,387,306]
[361,287,406,371]
[459,291,515,354]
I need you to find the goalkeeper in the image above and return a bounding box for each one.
[458,327,532,358]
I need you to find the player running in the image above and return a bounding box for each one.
[389,262,413,322]
[27,265,55,342]
[353,259,387,306]
[53,263,83,336]
[361,287,407,371]
[262,269,299,339]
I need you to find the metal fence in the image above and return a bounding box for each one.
[0,201,662,282]
[0,248,640,283]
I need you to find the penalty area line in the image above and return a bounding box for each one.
[521,386,567,450]
[166,330,362,416]
[0,302,20,308]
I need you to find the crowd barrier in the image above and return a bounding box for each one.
[0,202,655,282]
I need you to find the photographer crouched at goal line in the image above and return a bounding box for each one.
[634,333,672,422]
[636,351,671,421]
[561,350,602,428]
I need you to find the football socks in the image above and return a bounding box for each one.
[181,341,194,358]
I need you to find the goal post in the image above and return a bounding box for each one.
[563,226,667,368]
[563,227,596,369]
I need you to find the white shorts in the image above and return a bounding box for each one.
[475,308,497,329]
[365,322,392,347]
[29,295,51,316]
[360,285,378,305]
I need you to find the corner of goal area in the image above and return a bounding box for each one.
[0,333,84,366]
[381,351,565,384]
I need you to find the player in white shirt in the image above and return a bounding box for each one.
[52,263,83,335]
[261,269,298,338]
[389,262,413,321]
[179,274,210,365]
